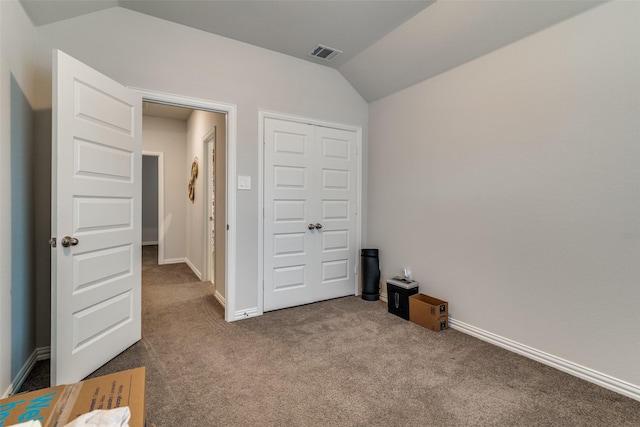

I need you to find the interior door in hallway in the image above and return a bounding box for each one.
[51,50,142,385]
[207,132,216,284]
[263,117,357,311]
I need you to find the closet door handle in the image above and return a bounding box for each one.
[308,224,316,230]
[61,236,79,247]
[315,223,322,230]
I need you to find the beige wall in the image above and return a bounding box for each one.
[368,2,640,388]
[142,116,188,262]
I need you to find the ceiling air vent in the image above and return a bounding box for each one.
[309,44,343,62]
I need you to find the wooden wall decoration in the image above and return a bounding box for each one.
[188,157,198,202]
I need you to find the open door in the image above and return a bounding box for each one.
[51,50,142,385]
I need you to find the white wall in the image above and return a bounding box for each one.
[32,7,369,313]
[142,116,188,262]
[368,1,640,390]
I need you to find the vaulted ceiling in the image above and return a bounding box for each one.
[20,0,603,102]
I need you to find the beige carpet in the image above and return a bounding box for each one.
[21,246,640,425]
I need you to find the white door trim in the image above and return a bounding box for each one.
[258,110,362,316]
[142,151,165,263]
[132,88,237,322]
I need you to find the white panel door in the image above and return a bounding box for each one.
[52,50,142,385]
[264,119,318,311]
[316,126,357,301]
[264,118,357,312]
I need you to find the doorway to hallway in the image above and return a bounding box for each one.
[141,101,227,310]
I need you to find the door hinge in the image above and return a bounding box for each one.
[49,237,57,248]
[227,224,230,230]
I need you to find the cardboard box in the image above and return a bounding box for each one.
[0,367,145,427]
[409,293,449,331]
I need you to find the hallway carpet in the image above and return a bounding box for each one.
[20,246,640,425]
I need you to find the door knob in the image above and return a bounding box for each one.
[315,223,322,230]
[60,236,79,247]
[308,224,316,230]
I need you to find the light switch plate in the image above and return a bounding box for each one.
[238,175,251,190]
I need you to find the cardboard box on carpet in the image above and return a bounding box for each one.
[0,367,145,427]
[409,293,449,332]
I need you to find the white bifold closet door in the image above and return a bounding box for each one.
[264,118,358,312]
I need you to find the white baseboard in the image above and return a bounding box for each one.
[449,318,640,402]
[214,290,226,307]
[8,350,38,397]
[35,346,50,361]
[4,346,51,397]
[185,258,202,281]
[160,257,186,265]
[234,307,258,321]
[379,292,388,303]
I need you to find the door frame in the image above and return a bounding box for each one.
[141,151,165,263]
[133,88,237,322]
[257,110,363,316]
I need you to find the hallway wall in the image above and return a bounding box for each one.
[142,116,188,262]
